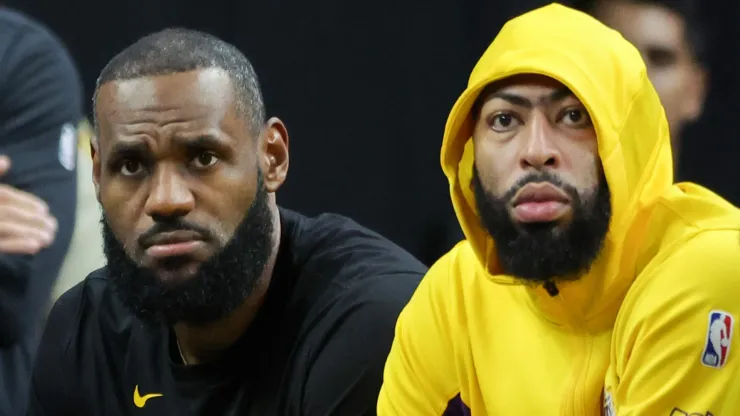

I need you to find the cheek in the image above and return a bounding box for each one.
[99,181,147,243]
[217,199,250,237]
[473,158,509,199]
[473,136,520,197]
[565,140,601,192]
[206,178,257,236]
[582,154,602,194]
[648,70,683,107]
[99,185,122,220]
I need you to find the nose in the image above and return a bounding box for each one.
[519,112,560,170]
[144,164,195,219]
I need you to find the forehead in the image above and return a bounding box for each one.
[595,2,686,49]
[482,74,571,98]
[95,68,237,133]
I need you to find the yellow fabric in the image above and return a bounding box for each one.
[378,3,740,415]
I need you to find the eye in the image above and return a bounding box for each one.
[191,152,219,169]
[560,108,592,128]
[119,159,143,176]
[645,47,677,69]
[489,112,521,132]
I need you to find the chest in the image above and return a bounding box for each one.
[77,329,311,416]
[458,296,615,415]
[108,378,282,416]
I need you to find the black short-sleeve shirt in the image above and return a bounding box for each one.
[28,209,426,416]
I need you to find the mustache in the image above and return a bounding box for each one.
[137,219,216,247]
[503,171,578,202]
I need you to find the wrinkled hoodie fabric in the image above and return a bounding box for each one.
[378,3,740,415]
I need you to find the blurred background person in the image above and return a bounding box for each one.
[574,0,708,173]
[0,7,82,415]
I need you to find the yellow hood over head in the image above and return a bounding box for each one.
[441,3,674,325]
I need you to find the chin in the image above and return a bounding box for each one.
[512,213,573,232]
[515,220,554,234]
[152,262,203,284]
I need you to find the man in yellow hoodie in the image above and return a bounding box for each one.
[378,3,740,416]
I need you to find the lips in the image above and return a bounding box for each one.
[511,182,571,223]
[512,182,570,206]
[141,230,206,259]
[142,230,204,248]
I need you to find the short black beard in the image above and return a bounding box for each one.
[472,168,611,283]
[102,173,274,327]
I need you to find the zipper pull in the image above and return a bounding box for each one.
[543,280,559,297]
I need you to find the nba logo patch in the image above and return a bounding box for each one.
[57,122,77,172]
[701,310,734,369]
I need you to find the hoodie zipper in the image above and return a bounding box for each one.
[542,280,594,416]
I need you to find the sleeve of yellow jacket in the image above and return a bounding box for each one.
[610,230,740,415]
[377,250,460,415]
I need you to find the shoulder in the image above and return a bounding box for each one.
[619,228,740,345]
[282,208,428,284]
[0,8,76,74]
[419,240,488,300]
[0,8,41,37]
[633,228,740,305]
[44,268,127,351]
[278,210,427,337]
[631,182,740,307]
[393,241,482,333]
[33,268,129,411]
[50,268,110,314]
[0,8,80,113]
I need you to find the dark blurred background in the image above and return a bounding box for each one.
[9,0,738,266]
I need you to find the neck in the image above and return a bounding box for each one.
[174,206,281,365]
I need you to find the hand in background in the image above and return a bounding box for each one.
[0,156,58,254]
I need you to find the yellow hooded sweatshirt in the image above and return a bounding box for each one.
[377,3,740,415]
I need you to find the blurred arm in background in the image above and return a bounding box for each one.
[0,8,82,414]
[0,8,82,347]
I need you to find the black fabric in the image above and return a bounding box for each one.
[28,208,426,416]
[0,8,81,416]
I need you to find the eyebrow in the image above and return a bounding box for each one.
[487,87,574,109]
[107,140,148,160]
[171,134,230,151]
[106,134,230,159]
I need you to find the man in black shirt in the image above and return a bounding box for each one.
[0,8,81,416]
[28,28,426,416]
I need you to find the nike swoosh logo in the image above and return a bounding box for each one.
[133,385,163,408]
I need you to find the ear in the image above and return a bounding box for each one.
[684,65,708,122]
[91,137,101,202]
[260,117,289,193]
